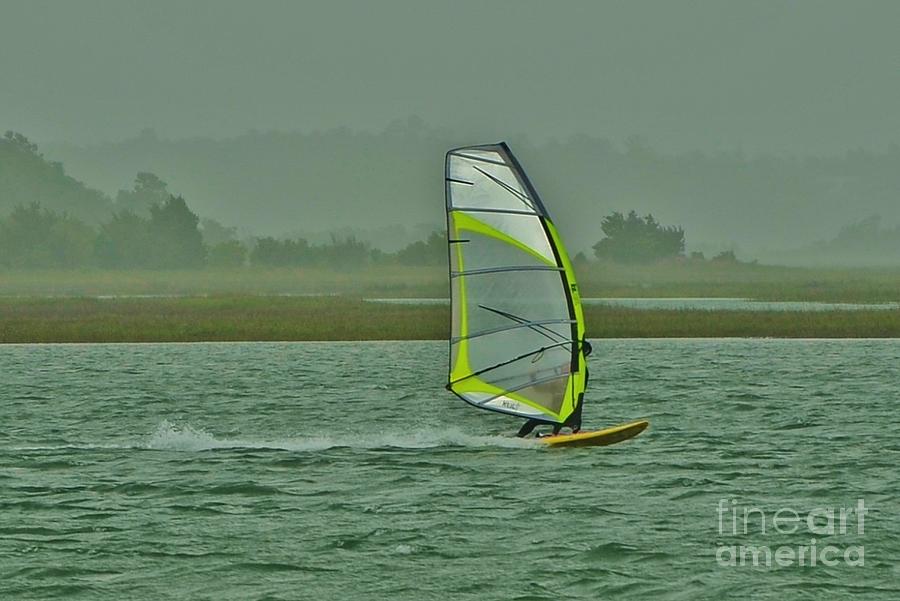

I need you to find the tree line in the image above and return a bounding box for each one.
[1,131,111,223]
[0,131,449,270]
[0,182,448,270]
[2,130,741,269]
[43,121,900,258]
[0,197,731,269]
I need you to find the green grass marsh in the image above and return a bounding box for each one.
[3,296,899,343]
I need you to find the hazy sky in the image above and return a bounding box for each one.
[2,0,898,153]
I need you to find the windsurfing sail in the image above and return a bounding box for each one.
[445,142,587,423]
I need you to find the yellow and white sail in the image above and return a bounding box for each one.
[445,143,587,423]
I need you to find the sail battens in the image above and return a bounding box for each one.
[474,373,572,407]
[448,341,574,386]
[472,165,535,210]
[451,319,575,344]
[452,152,507,166]
[477,303,570,344]
[451,265,563,277]
[449,207,538,216]
[445,142,587,422]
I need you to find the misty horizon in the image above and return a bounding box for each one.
[29,121,899,262]
[2,0,899,266]
[3,0,899,155]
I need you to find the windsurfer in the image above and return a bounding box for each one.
[516,339,592,437]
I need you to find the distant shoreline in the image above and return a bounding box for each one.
[2,296,899,343]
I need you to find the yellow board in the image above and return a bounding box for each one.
[539,420,649,448]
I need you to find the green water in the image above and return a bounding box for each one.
[2,340,898,600]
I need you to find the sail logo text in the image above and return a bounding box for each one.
[715,498,867,568]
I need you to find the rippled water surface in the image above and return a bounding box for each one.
[2,340,899,600]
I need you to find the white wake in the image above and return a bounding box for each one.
[143,420,537,452]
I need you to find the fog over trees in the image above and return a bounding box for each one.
[3,125,900,268]
[39,123,900,264]
[0,131,111,223]
[1,131,456,270]
[593,212,685,264]
[2,2,897,266]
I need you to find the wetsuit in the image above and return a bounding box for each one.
[515,416,551,438]
[515,392,584,438]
